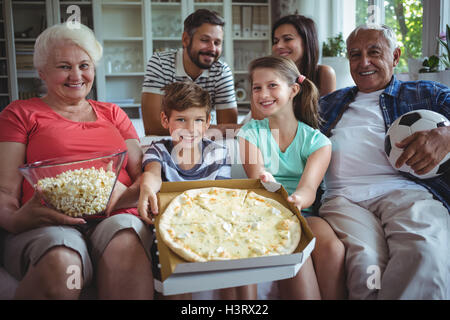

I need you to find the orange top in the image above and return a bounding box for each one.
[0,98,139,217]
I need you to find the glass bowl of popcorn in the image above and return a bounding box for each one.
[19,150,127,218]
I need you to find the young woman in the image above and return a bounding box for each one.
[272,14,336,97]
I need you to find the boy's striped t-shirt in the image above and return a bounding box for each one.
[142,138,231,181]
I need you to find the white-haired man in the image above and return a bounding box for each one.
[319,24,449,299]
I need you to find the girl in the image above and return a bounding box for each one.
[237,56,346,299]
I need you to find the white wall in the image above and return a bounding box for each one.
[276,0,356,58]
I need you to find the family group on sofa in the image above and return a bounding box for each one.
[0,9,448,300]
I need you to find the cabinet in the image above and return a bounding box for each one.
[8,0,51,103]
[93,0,148,123]
[94,0,271,124]
[3,0,96,107]
[3,0,272,129]
[0,1,13,110]
[230,0,271,113]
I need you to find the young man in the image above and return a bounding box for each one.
[141,9,238,137]
[138,81,256,300]
[319,24,450,300]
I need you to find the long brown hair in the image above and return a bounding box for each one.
[249,56,321,129]
[272,15,320,88]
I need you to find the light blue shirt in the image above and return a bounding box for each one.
[237,118,331,198]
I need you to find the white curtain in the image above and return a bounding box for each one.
[274,0,356,89]
[276,0,356,57]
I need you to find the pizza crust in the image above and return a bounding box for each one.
[159,187,301,262]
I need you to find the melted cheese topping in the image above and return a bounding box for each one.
[159,188,301,262]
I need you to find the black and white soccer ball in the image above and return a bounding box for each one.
[384,110,450,179]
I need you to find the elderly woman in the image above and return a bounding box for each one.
[0,23,153,299]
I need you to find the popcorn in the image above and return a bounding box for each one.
[36,167,116,217]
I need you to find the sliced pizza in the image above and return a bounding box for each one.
[158,187,301,262]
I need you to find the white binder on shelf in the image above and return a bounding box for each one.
[260,6,269,38]
[242,6,252,38]
[232,5,242,38]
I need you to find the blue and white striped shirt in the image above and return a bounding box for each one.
[142,138,231,182]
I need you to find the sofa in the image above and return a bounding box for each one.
[0,137,279,299]
[1,137,448,299]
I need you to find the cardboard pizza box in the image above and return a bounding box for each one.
[152,179,316,296]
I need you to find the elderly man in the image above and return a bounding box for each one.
[141,9,238,136]
[319,24,449,300]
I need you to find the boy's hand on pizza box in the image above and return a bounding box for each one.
[287,193,306,211]
[138,187,158,225]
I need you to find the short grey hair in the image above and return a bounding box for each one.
[34,22,103,70]
[346,24,398,52]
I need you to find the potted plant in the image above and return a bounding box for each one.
[321,33,354,89]
[418,55,441,83]
[437,24,450,86]
[437,24,450,69]
[419,55,440,73]
[322,32,346,57]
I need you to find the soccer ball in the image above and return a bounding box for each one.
[384,110,450,179]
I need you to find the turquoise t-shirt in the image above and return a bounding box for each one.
[237,118,331,210]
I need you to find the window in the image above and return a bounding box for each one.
[355,0,423,73]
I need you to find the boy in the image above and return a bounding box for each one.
[138,81,255,299]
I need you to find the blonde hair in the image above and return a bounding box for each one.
[33,22,103,70]
[249,56,321,129]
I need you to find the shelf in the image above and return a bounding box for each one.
[102,2,142,8]
[103,37,144,41]
[117,103,141,108]
[105,72,145,77]
[14,38,37,42]
[194,2,222,6]
[152,2,181,7]
[232,2,269,6]
[153,37,180,41]
[233,37,270,41]
[17,70,39,78]
[12,1,46,5]
[59,1,92,5]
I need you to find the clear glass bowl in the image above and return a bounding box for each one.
[19,150,127,218]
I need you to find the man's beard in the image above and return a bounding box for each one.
[187,40,219,69]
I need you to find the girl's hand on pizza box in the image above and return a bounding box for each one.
[138,187,158,225]
[259,171,276,183]
[287,193,306,211]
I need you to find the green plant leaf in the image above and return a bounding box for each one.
[322,32,346,57]
[446,24,450,47]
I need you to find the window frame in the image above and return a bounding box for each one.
[367,0,448,57]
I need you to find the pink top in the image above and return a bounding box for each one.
[0,97,139,216]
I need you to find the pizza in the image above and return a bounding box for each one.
[158,187,301,262]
